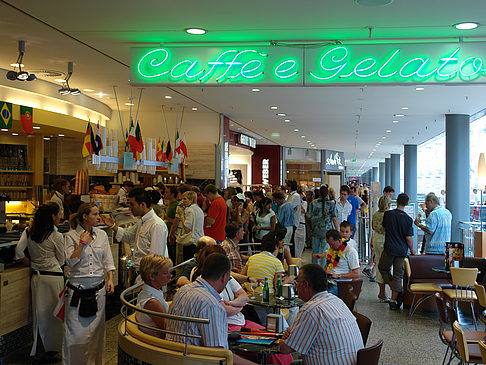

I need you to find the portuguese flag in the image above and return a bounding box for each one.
[20,105,33,134]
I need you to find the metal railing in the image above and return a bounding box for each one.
[119,282,210,356]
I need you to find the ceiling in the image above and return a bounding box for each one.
[1,0,486,175]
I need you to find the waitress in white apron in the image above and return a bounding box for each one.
[15,202,65,362]
[63,203,115,365]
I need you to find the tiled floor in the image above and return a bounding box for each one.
[4,248,477,364]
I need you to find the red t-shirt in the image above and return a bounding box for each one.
[204,196,227,241]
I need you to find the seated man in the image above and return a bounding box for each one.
[280,264,363,365]
[313,230,360,296]
[167,253,255,365]
[221,223,248,273]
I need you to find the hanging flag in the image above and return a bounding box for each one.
[179,133,188,161]
[135,121,144,154]
[165,140,173,164]
[82,122,94,157]
[20,105,33,134]
[0,102,13,129]
[174,130,181,158]
[156,138,163,161]
[124,128,130,152]
[93,121,103,155]
[127,120,138,155]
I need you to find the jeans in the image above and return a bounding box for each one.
[312,236,328,266]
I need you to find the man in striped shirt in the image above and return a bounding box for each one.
[281,264,363,365]
[167,253,255,365]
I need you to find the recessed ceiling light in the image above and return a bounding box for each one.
[270,106,278,110]
[382,136,386,139]
[306,140,311,143]
[284,119,290,122]
[185,28,207,35]
[192,107,198,111]
[454,22,479,30]
[393,120,399,123]
[33,126,40,129]
[125,103,134,106]
[252,88,260,92]
[58,134,64,137]
[83,88,94,92]
[11,133,18,136]
[394,114,405,117]
[401,107,409,110]
[271,132,280,138]
[43,137,50,140]
[301,135,305,138]
[1,129,8,132]
[415,87,424,91]
[96,92,106,98]
[277,113,286,117]
[165,95,172,99]
[386,130,391,133]
[293,128,299,132]
[55,78,66,83]
[10,63,24,67]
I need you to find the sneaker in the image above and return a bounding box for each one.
[389,300,400,310]
[362,267,372,278]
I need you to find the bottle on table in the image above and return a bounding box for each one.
[276,275,282,297]
[263,278,269,302]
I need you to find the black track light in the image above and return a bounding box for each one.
[5,41,36,82]
[6,71,17,80]
[57,62,81,96]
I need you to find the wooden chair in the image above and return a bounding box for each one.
[478,340,486,364]
[342,286,358,311]
[434,293,454,365]
[338,279,363,303]
[352,311,372,347]
[474,283,486,324]
[357,339,384,365]
[443,267,478,327]
[404,257,442,320]
[452,321,483,364]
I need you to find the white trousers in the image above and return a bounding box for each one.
[294,223,306,258]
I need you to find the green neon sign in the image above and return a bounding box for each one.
[130,44,486,86]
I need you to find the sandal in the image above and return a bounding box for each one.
[378,295,390,303]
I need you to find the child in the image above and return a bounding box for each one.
[340,221,358,252]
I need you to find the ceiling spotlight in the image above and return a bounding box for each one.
[382,136,386,139]
[11,133,18,136]
[55,78,67,83]
[1,129,8,132]
[6,41,36,82]
[58,134,64,137]
[43,137,50,141]
[57,62,81,96]
[401,107,409,110]
[185,28,207,35]
[277,113,286,117]
[394,114,405,117]
[165,95,172,99]
[33,126,40,129]
[386,130,391,133]
[301,135,305,138]
[454,22,479,30]
[415,87,424,91]
[192,107,198,111]
[393,120,399,123]
[270,106,278,110]
[284,119,290,122]
[83,88,95,92]
[252,88,260,92]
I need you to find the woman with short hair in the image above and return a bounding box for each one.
[136,254,173,337]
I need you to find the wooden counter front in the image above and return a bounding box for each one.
[0,266,31,336]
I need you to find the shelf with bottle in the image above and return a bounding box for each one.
[0,188,31,200]
[0,172,32,187]
[0,144,29,171]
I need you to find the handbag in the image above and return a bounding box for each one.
[176,231,193,246]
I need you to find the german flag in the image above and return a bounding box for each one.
[82,122,94,157]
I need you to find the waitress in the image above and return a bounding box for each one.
[15,202,64,362]
[64,203,115,365]
[50,178,70,220]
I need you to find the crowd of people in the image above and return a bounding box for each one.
[14,177,456,364]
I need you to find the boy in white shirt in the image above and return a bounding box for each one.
[340,221,358,252]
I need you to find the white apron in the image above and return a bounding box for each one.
[30,272,64,355]
[62,278,106,365]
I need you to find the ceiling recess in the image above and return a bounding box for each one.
[354,0,393,6]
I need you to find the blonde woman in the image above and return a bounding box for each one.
[372,195,392,302]
[63,203,115,365]
[136,255,173,337]
[176,191,204,262]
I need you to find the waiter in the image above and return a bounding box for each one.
[117,181,134,207]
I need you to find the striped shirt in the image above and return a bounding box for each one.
[245,251,284,294]
[424,205,452,254]
[221,238,244,272]
[166,277,228,349]
[284,291,363,365]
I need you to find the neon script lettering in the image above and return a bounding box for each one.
[309,46,486,81]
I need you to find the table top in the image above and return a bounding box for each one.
[228,333,282,356]
[432,266,450,274]
[249,294,304,309]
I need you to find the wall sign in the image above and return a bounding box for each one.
[324,150,345,171]
[131,43,486,86]
[262,159,270,185]
[238,133,256,148]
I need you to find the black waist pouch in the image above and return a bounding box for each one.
[79,292,97,317]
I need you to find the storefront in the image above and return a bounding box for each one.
[322,149,345,194]
[284,147,321,190]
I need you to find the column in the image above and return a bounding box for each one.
[391,153,400,199]
[446,114,470,241]
[404,144,417,202]
[385,157,391,188]
[372,167,378,182]
[379,162,385,188]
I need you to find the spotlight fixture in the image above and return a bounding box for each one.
[58,62,81,96]
[453,22,479,30]
[5,41,36,82]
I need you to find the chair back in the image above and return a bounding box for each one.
[352,311,372,347]
[474,283,486,307]
[450,267,478,287]
[434,293,448,325]
[343,287,357,311]
[445,300,458,328]
[453,320,470,362]
[479,340,486,364]
[357,339,384,365]
[404,258,411,279]
[338,279,363,301]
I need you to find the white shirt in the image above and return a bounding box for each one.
[183,203,205,244]
[50,191,64,218]
[136,284,169,337]
[301,201,308,224]
[15,227,65,272]
[336,199,353,224]
[116,209,168,269]
[65,225,116,279]
[287,191,301,226]
[347,238,358,252]
[117,187,128,204]
[220,277,245,326]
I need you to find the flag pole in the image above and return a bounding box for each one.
[162,105,171,142]
[174,105,180,144]
[134,88,144,125]
[112,86,125,134]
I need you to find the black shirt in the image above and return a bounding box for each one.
[382,208,414,257]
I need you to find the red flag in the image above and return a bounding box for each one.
[82,122,94,157]
[20,106,33,134]
[179,133,188,161]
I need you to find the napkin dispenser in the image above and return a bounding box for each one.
[282,284,295,300]
[266,314,284,333]
[288,265,299,278]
